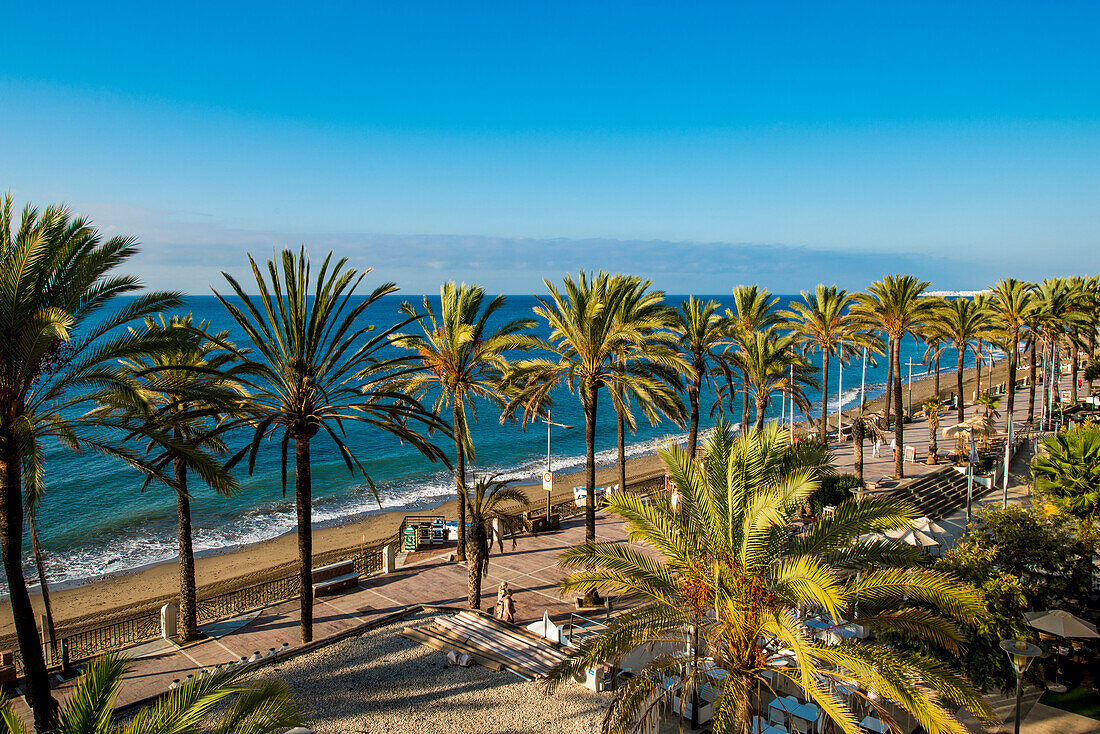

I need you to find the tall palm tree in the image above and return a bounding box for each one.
[608,276,683,493]
[549,423,993,734]
[920,307,950,399]
[1033,278,1088,422]
[1021,295,1045,424]
[781,285,861,441]
[723,286,781,433]
[854,276,937,479]
[724,328,815,433]
[502,272,683,552]
[391,282,533,562]
[0,652,305,734]
[215,248,447,643]
[935,297,992,424]
[672,297,726,459]
[463,475,529,609]
[1065,276,1096,403]
[90,315,251,642]
[0,196,184,730]
[986,278,1034,431]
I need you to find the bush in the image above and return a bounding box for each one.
[1083,356,1100,384]
[975,456,995,475]
[811,474,862,514]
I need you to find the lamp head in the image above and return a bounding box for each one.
[999,639,1041,674]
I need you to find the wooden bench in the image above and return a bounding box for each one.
[311,560,358,596]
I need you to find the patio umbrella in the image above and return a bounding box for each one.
[1024,610,1100,639]
[911,516,946,535]
[884,527,940,548]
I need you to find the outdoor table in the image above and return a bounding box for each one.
[859,715,888,734]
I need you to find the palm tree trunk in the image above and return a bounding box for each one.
[934,352,941,397]
[453,406,467,562]
[175,457,198,642]
[853,419,865,483]
[893,337,905,478]
[927,417,938,464]
[1072,343,1080,403]
[884,339,895,427]
[754,395,767,433]
[295,436,314,643]
[617,403,627,494]
[582,382,600,607]
[1006,328,1018,430]
[0,442,57,732]
[1027,339,1038,423]
[466,522,485,609]
[29,516,56,652]
[687,368,701,459]
[956,345,967,424]
[976,339,983,391]
[740,368,750,434]
[820,351,830,441]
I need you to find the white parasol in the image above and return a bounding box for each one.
[1024,610,1099,639]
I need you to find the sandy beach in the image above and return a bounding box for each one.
[0,358,1011,639]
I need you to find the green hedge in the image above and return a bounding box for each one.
[811,474,862,514]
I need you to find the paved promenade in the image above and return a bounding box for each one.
[9,511,630,724]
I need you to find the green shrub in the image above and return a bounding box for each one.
[812,473,862,514]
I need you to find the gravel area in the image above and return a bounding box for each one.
[267,611,610,734]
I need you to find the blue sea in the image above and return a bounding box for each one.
[18,294,995,593]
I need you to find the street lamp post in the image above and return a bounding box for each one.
[999,639,1041,734]
[538,410,573,520]
[906,356,915,418]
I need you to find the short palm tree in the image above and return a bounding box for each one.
[1032,422,1100,549]
[849,401,883,483]
[215,248,447,642]
[549,423,993,734]
[724,328,815,433]
[0,652,306,734]
[0,196,184,730]
[781,285,862,441]
[723,286,781,433]
[974,392,1001,419]
[92,314,251,642]
[503,272,683,549]
[391,282,534,562]
[919,299,949,398]
[673,297,726,459]
[935,297,993,424]
[463,475,529,609]
[920,396,944,464]
[987,279,1034,430]
[853,276,938,479]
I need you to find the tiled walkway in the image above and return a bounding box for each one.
[10,511,631,725]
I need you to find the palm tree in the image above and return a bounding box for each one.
[91,315,250,642]
[919,297,950,398]
[974,391,1001,419]
[0,652,305,734]
[781,285,861,441]
[503,272,683,558]
[549,423,993,734]
[723,286,781,433]
[849,401,882,484]
[608,276,684,493]
[986,278,1034,431]
[920,396,943,465]
[853,275,938,479]
[1032,422,1100,551]
[672,297,726,459]
[0,196,184,730]
[1021,296,1045,424]
[724,328,815,433]
[1065,276,1096,404]
[935,297,992,424]
[1033,278,1088,423]
[463,475,529,609]
[215,248,447,643]
[391,282,534,562]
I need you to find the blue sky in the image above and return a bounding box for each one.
[2,1,1098,294]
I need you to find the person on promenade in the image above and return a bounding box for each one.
[872,435,882,457]
[495,582,510,619]
[501,588,516,624]
[890,436,898,461]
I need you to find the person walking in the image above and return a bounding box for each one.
[872,434,881,457]
[495,582,510,619]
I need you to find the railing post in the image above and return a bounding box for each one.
[382,543,396,574]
